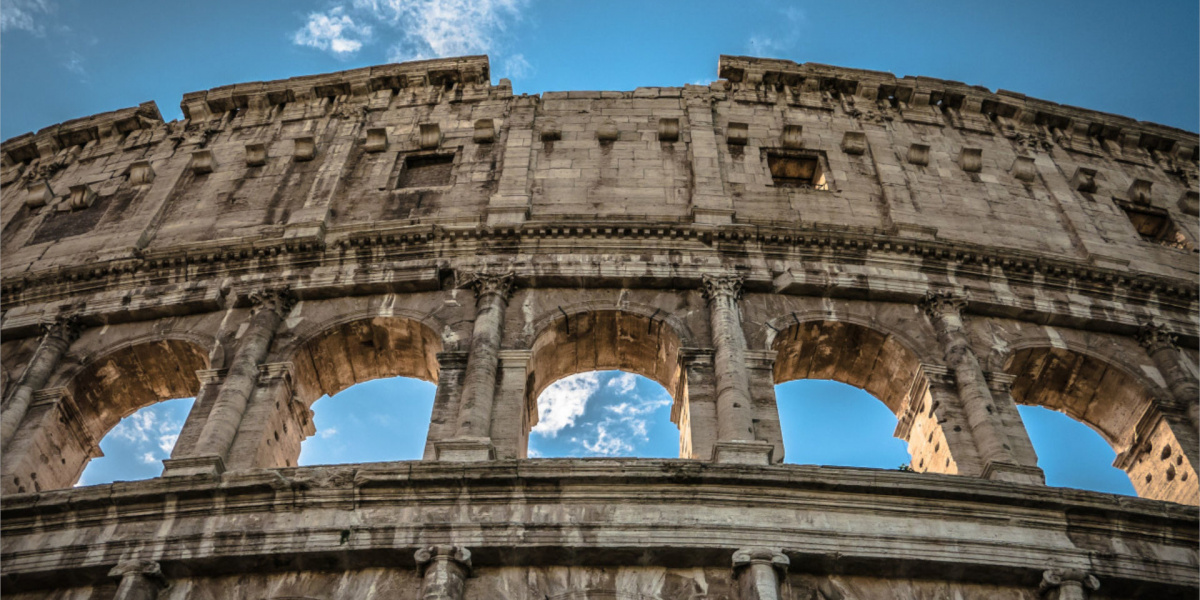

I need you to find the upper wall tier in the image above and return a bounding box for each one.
[1,55,1196,322]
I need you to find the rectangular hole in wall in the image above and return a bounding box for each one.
[767,153,828,190]
[397,153,454,189]
[1116,200,1195,251]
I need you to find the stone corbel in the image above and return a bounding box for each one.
[840,131,867,155]
[1178,190,1199,216]
[244,142,267,166]
[190,149,214,174]
[540,119,561,142]
[292,136,316,161]
[415,546,471,600]
[959,147,983,173]
[1040,568,1099,600]
[726,122,749,146]
[781,124,804,149]
[1011,156,1036,182]
[24,180,54,209]
[67,184,96,210]
[658,118,680,142]
[1127,179,1153,205]
[109,559,168,600]
[1069,167,1098,193]
[364,128,388,153]
[907,143,930,166]
[596,119,619,142]
[419,123,442,150]
[732,547,789,600]
[127,160,155,185]
[473,119,495,144]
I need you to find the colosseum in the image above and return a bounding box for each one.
[0,54,1197,599]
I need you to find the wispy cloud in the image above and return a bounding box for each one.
[745,7,806,58]
[319,427,339,439]
[583,423,633,456]
[294,6,372,55]
[532,372,600,436]
[140,452,158,465]
[606,372,637,395]
[292,0,530,75]
[1,0,53,35]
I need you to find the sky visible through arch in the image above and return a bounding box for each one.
[18,0,1173,496]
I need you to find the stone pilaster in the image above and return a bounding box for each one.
[1138,323,1200,430]
[493,349,532,459]
[0,315,80,452]
[424,351,468,460]
[702,274,772,465]
[732,547,789,600]
[684,91,733,225]
[984,371,1045,482]
[921,291,1041,484]
[1039,569,1099,600]
[678,348,718,460]
[485,97,536,226]
[893,364,982,475]
[746,350,784,463]
[164,287,294,477]
[415,546,471,600]
[109,560,168,600]
[440,272,514,461]
[167,369,226,460]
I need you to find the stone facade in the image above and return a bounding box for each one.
[1,55,1197,598]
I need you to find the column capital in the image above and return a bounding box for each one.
[456,270,515,302]
[39,314,82,344]
[731,547,789,574]
[415,545,472,575]
[108,560,167,584]
[920,290,967,319]
[700,273,744,303]
[247,287,296,318]
[1040,568,1099,599]
[1137,322,1179,353]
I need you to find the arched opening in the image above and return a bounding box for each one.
[524,310,684,458]
[775,380,911,468]
[1005,346,1197,503]
[772,320,957,473]
[528,370,676,458]
[5,338,208,492]
[77,397,194,486]
[287,316,442,466]
[1017,404,1136,496]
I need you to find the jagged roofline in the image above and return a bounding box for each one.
[2,53,1196,155]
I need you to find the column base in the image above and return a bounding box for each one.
[161,455,225,478]
[434,438,496,462]
[981,461,1044,485]
[711,441,774,466]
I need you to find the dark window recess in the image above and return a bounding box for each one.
[767,154,828,190]
[1117,201,1195,251]
[397,154,454,188]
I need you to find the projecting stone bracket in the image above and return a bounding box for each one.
[161,454,225,478]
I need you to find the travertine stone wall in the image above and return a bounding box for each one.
[1,55,1197,597]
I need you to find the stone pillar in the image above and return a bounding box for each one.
[678,349,718,460]
[746,350,784,463]
[0,315,80,452]
[702,275,773,465]
[732,547,789,600]
[164,288,294,476]
[168,369,227,459]
[893,364,983,475]
[109,560,168,600]
[1138,323,1200,430]
[424,351,468,460]
[1039,569,1099,600]
[984,371,1044,481]
[415,546,471,600]
[921,292,1041,484]
[493,349,532,459]
[438,272,513,461]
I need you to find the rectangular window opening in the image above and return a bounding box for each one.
[1117,201,1195,251]
[767,153,828,190]
[397,153,454,189]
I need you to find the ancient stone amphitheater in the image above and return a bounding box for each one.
[1,55,1197,599]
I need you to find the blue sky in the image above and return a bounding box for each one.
[2,0,1197,141]
[9,1,1171,495]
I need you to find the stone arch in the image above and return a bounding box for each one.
[524,309,685,456]
[1001,342,1197,503]
[4,336,210,493]
[770,317,975,475]
[525,299,696,349]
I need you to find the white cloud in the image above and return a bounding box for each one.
[319,427,339,439]
[526,447,541,458]
[1,0,52,35]
[293,0,526,66]
[293,6,372,56]
[583,424,633,456]
[745,7,806,58]
[111,411,156,443]
[606,372,637,395]
[140,452,158,465]
[532,372,600,436]
[157,433,179,454]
